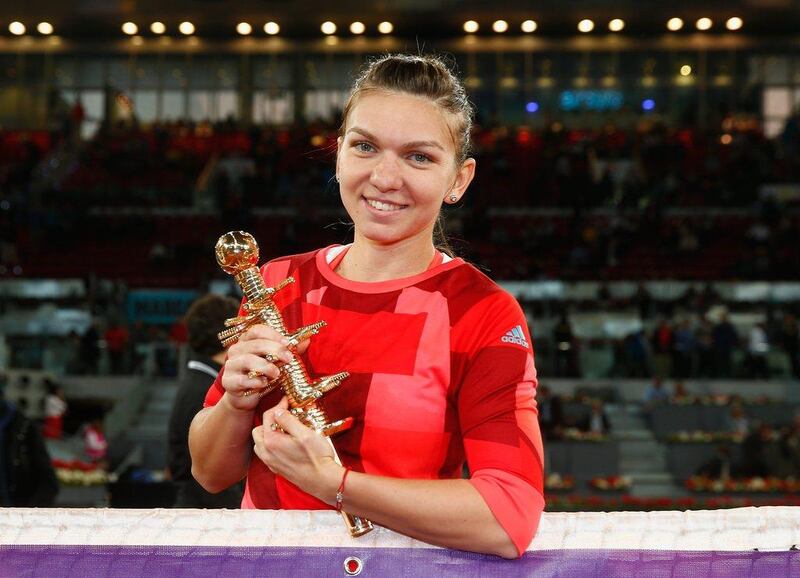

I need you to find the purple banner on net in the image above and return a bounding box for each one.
[1,546,799,578]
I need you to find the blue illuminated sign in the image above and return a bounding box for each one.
[559,90,623,111]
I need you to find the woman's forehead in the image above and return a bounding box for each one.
[345,91,456,150]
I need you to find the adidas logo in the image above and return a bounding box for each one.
[501,325,529,348]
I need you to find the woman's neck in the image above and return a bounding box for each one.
[336,236,437,283]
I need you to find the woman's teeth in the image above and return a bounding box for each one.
[366,199,405,212]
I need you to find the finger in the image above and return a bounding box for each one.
[239,324,290,346]
[230,353,281,381]
[294,339,311,355]
[274,406,312,438]
[231,339,294,365]
[261,397,290,432]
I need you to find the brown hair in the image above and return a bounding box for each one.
[185,293,239,357]
[338,54,475,255]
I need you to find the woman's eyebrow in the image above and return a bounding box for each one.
[346,126,445,151]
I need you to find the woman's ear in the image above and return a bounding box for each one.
[445,157,476,203]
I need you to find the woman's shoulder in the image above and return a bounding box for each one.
[259,246,333,283]
[437,260,519,307]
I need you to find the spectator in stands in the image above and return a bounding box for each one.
[69,98,85,147]
[168,293,244,508]
[79,320,101,375]
[644,378,670,406]
[779,312,800,379]
[104,319,130,375]
[712,313,739,378]
[643,378,670,426]
[726,405,750,437]
[671,319,696,379]
[780,415,800,476]
[695,445,735,481]
[0,373,59,506]
[671,381,691,403]
[622,329,652,378]
[129,320,151,373]
[578,400,611,436]
[42,381,67,440]
[695,317,716,378]
[746,322,770,379]
[83,415,108,467]
[651,318,674,379]
[553,312,578,377]
[537,385,564,440]
[739,422,772,477]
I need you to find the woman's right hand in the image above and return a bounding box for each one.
[220,324,308,412]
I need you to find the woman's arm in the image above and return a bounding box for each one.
[189,325,301,493]
[254,402,522,559]
[188,396,255,492]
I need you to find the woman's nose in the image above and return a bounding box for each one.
[369,156,402,190]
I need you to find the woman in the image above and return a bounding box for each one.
[189,54,544,558]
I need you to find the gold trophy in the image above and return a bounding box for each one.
[215,231,373,537]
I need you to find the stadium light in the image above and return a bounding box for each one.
[608,19,625,32]
[321,21,337,35]
[236,22,252,35]
[121,22,138,35]
[378,21,393,34]
[696,18,712,31]
[578,19,594,33]
[150,22,166,34]
[521,20,537,33]
[463,20,479,33]
[680,65,692,76]
[179,21,195,35]
[726,17,743,31]
[350,22,365,35]
[9,22,26,35]
[642,99,655,111]
[492,20,508,33]
[264,22,280,35]
[37,22,54,35]
[666,18,683,31]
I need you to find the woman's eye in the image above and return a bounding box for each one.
[355,142,374,153]
[411,153,430,163]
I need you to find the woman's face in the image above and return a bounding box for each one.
[337,91,474,249]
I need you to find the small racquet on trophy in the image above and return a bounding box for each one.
[215,231,373,537]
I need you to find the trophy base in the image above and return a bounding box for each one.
[323,417,354,437]
[347,515,374,537]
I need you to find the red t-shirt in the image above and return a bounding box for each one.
[204,245,545,554]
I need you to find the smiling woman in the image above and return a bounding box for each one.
[189,54,545,559]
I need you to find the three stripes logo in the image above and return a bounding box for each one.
[501,325,529,348]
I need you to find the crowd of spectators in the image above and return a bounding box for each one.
[542,279,800,380]
[1,114,799,283]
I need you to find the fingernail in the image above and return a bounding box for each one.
[275,409,284,417]
[280,338,290,346]
[282,351,294,363]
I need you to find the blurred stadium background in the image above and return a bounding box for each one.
[1,0,799,511]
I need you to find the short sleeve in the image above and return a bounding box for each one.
[456,291,545,556]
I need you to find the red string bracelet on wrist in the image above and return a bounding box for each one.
[335,467,352,513]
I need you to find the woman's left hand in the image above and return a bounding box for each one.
[252,397,343,504]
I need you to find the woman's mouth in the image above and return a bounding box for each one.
[364,197,407,212]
